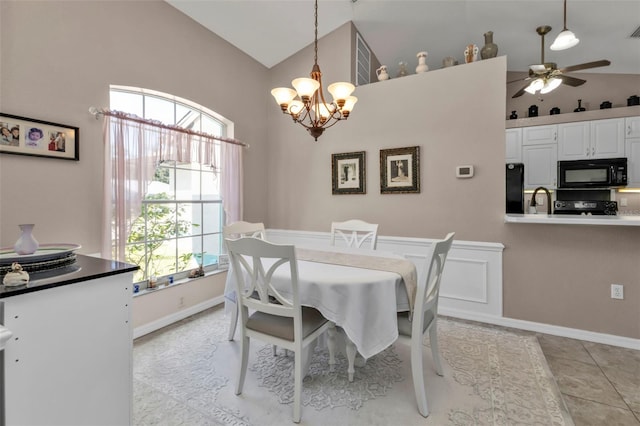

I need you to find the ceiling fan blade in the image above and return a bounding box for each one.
[559,74,587,87]
[512,84,529,98]
[507,77,531,84]
[559,60,611,73]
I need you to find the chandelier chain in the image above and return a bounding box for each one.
[314,0,318,65]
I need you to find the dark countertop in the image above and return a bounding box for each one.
[0,254,138,299]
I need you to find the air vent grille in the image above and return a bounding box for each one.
[630,26,640,38]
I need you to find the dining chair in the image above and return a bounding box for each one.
[396,232,455,418]
[226,237,334,423]
[223,221,266,341]
[330,219,379,249]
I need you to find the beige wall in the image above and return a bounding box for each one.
[0,0,269,251]
[2,2,638,341]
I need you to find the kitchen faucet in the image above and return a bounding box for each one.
[530,186,552,214]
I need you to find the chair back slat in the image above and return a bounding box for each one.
[223,221,266,242]
[413,233,455,333]
[330,219,379,249]
[226,237,299,319]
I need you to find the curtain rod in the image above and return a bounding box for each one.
[88,107,249,148]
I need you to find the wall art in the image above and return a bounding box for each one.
[380,146,420,194]
[331,151,366,194]
[0,113,79,161]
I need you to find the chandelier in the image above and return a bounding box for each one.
[270,0,357,141]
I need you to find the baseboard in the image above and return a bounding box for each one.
[133,295,225,339]
[439,307,640,350]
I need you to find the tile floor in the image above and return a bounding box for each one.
[447,316,640,425]
[534,333,640,425]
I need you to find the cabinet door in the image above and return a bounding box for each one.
[523,143,557,189]
[506,128,522,163]
[625,137,640,187]
[523,125,557,145]
[591,118,625,159]
[626,116,640,139]
[558,122,590,160]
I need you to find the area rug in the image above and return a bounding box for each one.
[133,306,573,426]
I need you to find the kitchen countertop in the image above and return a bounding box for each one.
[505,214,640,226]
[0,254,138,298]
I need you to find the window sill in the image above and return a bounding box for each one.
[133,268,228,297]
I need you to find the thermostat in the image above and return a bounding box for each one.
[456,165,474,178]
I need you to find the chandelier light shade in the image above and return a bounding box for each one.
[270,0,357,141]
[524,76,563,95]
[550,0,580,50]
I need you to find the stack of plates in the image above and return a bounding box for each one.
[0,244,81,275]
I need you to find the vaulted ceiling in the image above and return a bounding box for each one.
[166,0,640,79]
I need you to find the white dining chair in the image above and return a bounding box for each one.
[330,219,379,250]
[396,232,455,418]
[223,221,266,341]
[226,237,334,424]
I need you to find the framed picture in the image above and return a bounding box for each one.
[0,113,79,161]
[331,151,366,194]
[380,146,420,193]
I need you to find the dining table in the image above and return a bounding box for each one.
[224,243,418,381]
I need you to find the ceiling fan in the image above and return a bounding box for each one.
[509,25,611,98]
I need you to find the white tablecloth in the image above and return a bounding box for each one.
[224,246,412,359]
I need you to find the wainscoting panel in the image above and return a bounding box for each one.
[266,229,504,320]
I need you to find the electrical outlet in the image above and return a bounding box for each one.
[536,195,544,206]
[620,197,628,207]
[611,284,624,300]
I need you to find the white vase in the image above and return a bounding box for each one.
[14,224,39,255]
[415,51,429,73]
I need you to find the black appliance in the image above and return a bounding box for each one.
[554,200,618,215]
[506,163,524,214]
[557,157,627,188]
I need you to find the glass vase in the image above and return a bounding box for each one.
[14,224,39,255]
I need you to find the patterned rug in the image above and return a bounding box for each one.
[133,306,573,425]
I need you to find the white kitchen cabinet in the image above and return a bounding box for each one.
[590,118,625,159]
[558,122,590,160]
[523,125,557,146]
[522,143,557,189]
[624,116,640,187]
[506,128,522,163]
[1,256,136,426]
[625,137,640,187]
[626,116,640,139]
[558,119,625,160]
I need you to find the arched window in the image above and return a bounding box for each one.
[108,86,235,284]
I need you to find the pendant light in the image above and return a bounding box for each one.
[550,0,580,51]
[270,0,357,141]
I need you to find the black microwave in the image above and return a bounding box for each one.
[558,158,627,188]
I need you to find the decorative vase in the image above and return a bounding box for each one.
[14,224,39,255]
[464,44,478,63]
[509,111,518,119]
[550,107,561,115]
[415,51,429,73]
[376,65,389,81]
[480,31,498,59]
[574,99,586,112]
[442,56,457,68]
[397,61,408,77]
[528,105,539,117]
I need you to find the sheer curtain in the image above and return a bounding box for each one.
[101,111,244,261]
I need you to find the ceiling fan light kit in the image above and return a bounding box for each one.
[270,0,356,141]
[509,24,610,99]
